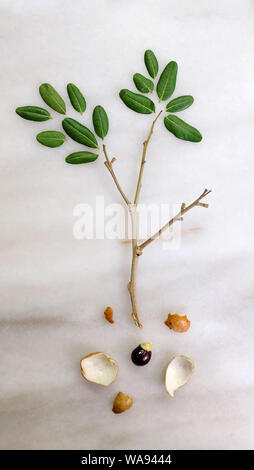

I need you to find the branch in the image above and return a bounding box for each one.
[139,189,212,251]
[134,110,163,205]
[128,204,142,328]
[127,110,163,328]
[103,144,131,206]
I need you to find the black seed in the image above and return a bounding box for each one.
[131,343,152,366]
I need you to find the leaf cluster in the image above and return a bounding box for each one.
[15,49,203,167]
[16,83,108,164]
[119,50,202,142]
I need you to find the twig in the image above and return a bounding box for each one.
[127,204,142,328]
[139,189,212,251]
[103,144,130,206]
[134,110,163,205]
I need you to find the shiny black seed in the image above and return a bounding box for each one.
[131,344,152,366]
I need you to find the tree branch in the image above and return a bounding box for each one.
[127,204,142,328]
[103,119,211,329]
[127,110,163,328]
[139,189,212,251]
[103,144,131,206]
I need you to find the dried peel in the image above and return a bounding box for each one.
[104,306,114,324]
[165,355,194,397]
[112,392,133,414]
[165,313,190,332]
[80,352,118,386]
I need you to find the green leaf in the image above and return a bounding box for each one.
[62,118,99,148]
[166,95,194,113]
[133,73,154,93]
[119,89,155,114]
[67,83,86,114]
[65,151,98,164]
[92,105,109,139]
[164,115,202,142]
[144,50,159,79]
[39,83,66,115]
[36,131,66,148]
[15,106,52,121]
[156,61,178,101]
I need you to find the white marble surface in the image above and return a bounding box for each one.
[1,0,254,450]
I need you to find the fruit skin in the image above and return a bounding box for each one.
[112,392,133,414]
[80,352,118,386]
[164,313,191,333]
[165,355,194,397]
[104,306,114,324]
[131,342,152,366]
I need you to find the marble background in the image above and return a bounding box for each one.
[1,0,254,450]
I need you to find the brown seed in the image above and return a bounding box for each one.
[104,306,114,324]
[112,392,133,414]
[164,313,191,333]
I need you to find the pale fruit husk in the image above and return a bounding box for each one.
[165,355,194,397]
[140,342,152,352]
[80,352,118,386]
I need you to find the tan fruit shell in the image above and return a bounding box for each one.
[164,313,191,332]
[104,306,114,324]
[80,352,118,386]
[112,392,133,414]
[165,355,194,397]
